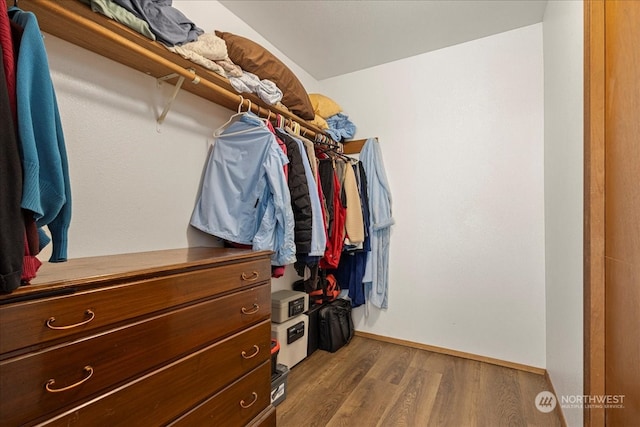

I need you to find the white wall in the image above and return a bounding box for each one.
[175,1,321,94]
[320,24,546,368]
[543,1,584,426]
[41,1,548,368]
[39,0,319,275]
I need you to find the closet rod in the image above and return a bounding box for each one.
[21,0,335,144]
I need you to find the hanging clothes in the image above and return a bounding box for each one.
[342,160,364,246]
[265,120,288,178]
[332,162,370,307]
[298,135,319,180]
[263,121,290,278]
[190,113,296,266]
[0,44,24,292]
[0,41,24,293]
[285,131,326,257]
[275,129,313,255]
[361,138,394,309]
[356,163,371,255]
[317,157,335,239]
[318,157,346,269]
[315,162,329,252]
[9,7,72,263]
[295,134,327,258]
[1,1,16,119]
[295,138,325,256]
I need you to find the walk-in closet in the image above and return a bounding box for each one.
[2,0,638,426]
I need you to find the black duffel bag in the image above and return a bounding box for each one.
[318,298,354,353]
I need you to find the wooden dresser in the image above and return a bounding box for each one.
[0,247,276,427]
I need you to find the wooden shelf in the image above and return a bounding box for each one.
[10,0,329,138]
[342,138,369,155]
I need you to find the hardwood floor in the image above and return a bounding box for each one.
[275,336,563,427]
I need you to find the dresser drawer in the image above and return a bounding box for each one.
[248,405,277,427]
[0,284,270,426]
[0,259,270,356]
[36,321,271,427]
[168,361,271,427]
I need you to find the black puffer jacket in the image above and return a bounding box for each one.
[276,130,312,254]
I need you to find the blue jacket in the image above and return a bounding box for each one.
[361,138,394,309]
[10,7,72,262]
[190,114,296,266]
[293,137,326,256]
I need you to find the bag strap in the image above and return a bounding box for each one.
[335,300,353,343]
[325,274,340,301]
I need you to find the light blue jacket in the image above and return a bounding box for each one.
[10,7,72,262]
[293,137,326,256]
[361,138,394,309]
[190,114,296,266]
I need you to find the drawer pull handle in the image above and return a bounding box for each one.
[46,309,95,330]
[241,271,259,281]
[45,366,94,393]
[240,392,258,409]
[241,345,260,359]
[241,304,259,315]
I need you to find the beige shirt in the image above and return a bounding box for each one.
[343,162,365,245]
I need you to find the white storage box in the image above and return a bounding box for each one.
[271,316,308,368]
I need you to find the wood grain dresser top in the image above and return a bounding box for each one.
[0,247,271,303]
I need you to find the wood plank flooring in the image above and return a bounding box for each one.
[276,336,563,427]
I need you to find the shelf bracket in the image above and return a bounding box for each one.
[156,68,199,125]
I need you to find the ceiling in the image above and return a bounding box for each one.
[219,0,549,80]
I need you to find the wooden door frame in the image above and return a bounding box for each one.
[584,0,606,426]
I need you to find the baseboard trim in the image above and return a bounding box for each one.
[354,330,546,375]
[544,370,569,427]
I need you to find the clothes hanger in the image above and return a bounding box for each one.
[284,119,300,137]
[213,96,265,138]
[313,133,351,162]
[212,96,245,137]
